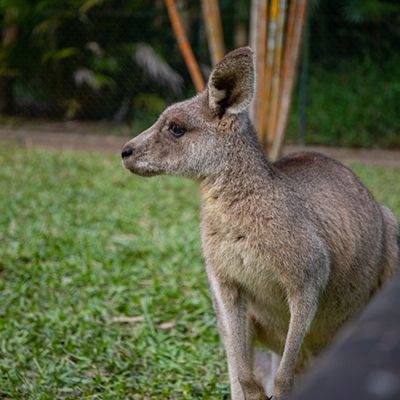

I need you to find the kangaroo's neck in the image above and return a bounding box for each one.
[199,128,280,203]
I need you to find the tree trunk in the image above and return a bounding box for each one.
[0,11,18,114]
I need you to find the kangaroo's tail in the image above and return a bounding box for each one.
[379,205,400,282]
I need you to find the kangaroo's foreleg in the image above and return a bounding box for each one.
[273,285,321,400]
[207,268,266,400]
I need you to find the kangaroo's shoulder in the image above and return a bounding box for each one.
[273,151,371,196]
[273,151,364,183]
[273,151,344,173]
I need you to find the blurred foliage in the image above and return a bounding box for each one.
[0,0,399,146]
[288,0,400,148]
[132,93,167,132]
[0,0,182,120]
[288,55,400,148]
[309,0,400,62]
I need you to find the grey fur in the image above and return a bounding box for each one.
[122,47,400,400]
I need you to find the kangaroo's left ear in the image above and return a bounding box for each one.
[207,47,255,117]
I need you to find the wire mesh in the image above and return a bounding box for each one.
[0,0,399,147]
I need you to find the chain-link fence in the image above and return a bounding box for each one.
[0,0,399,148]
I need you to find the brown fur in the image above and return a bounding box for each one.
[121,47,399,399]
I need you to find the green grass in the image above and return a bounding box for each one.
[0,147,399,399]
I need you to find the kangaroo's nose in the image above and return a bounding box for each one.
[121,145,134,159]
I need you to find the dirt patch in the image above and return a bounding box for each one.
[1,127,400,167]
[0,128,127,154]
[283,144,400,168]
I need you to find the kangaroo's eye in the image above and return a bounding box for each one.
[168,122,186,138]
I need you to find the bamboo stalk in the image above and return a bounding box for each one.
[201,0,225,65]
[270,0,308,161]
[249,0,259,122]
[165,0,205,92]
[263,0,278,147]
[252,0,268,141]
[249,0,259,54]
[210,0,225,62]
[265,0,287,152]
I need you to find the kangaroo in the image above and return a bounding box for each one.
[121,47,399,400]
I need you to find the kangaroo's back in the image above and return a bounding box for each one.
[275,152,399,291]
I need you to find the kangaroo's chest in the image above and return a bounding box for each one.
[200,203,285,303]
[201,210,292,349]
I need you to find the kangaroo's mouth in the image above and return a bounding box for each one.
[123,158,160,177]
[128,167,159,177]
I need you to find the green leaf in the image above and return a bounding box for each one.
[79,0,103,13]
[41,48,78,63]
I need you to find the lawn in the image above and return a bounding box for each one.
[0,146,399,399]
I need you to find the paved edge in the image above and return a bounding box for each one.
[1,128,400,167]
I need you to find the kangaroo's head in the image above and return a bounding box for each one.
[122,47,256,179]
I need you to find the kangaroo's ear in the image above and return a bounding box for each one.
[207,47,255,117]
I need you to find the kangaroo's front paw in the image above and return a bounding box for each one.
[273,388,290,399]
[271,394,289,400]
[239,377,266,400]
[273,374,293,400]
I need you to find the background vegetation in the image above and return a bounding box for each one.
[0,0,399,147]
[0,146,399,399]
